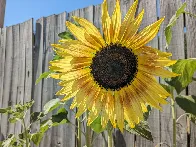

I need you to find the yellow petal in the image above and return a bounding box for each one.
[101,110,109,129]
[118,0,138,41]
[141,103,148,113]
[139,72,170,97]
[131,77,162,110]
[138,64,179,78]
[135,46,172,57]
[60,68,90,81]
[66,21,101,50]
[111,0,121,43]
[75,97,87,118]
[125,87,143,120]
[102,0,112,44]
[128,17,165,49]
[73,16,106,47]
[61,90,78,102]
[56,81,74,95]
[114,91,124,132]
[121,89,139,124]
[107,92,116,128]
[122,0,138,23]
[120,9,144,44]
[51,43,94,57]
[137,53,177,67]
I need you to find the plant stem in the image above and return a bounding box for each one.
[176,113,190,123]
[184,11,196,18]
[86,112,91,147]
[107,122,113,147]
[77,117,82,147]
[22,118,29,147]
[171,88,176,147]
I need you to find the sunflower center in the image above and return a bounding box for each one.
[90,44,138,91]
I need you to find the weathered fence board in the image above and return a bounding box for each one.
[136,0,160,146]
[31,17,44,143]
[1,0,196,146]
[51,12,71,147]
[0,28,6,124]
[10,24,20,135]
[0,18,33,138]
[160,0,187,147]
[1,26,14,137]
[186,1,196,146]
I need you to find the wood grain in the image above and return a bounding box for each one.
[160,0,187,146]
[186,1,196,147]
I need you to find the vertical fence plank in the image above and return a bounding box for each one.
[0,27,6,140]
[186,1,196,146]
[39,15,56,147]
[31,17,44,147]
[135,0,160,147]
[23,19,33,126]
[160,0,187,146]
[0,28,6,120]
[15,22,25,136]
[51,12,74,147]
[8,24,20,135]
[0,26,13,137]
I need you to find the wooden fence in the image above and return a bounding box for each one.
[0,0,196,146]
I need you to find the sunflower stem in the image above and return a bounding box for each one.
[22,118,29,147]
[86,112,91,147]
[77,117,82,147]
[107,122,113,147]
[171,87,176,147]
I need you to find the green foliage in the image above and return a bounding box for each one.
[35,71,53,85]
[0,134,19,147]
[176,95,196,115]
[0,99,69,147]
[125,121,153,141]
[90,116,105,133]
[43,98,61,114]
[53,54,62,61]
[166,59,196,94]
[58,31,75,40]
[165,2,186,48]
[189,114,196,124]
[143,105,152,120]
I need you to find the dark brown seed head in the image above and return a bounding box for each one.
[90,44,138,91]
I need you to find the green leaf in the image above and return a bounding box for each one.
[53,54,62,61]
[143,105,152,120]
[165,2,186,48]
[0,107,12,114]
[35,71,53,85]
[24,100,34,110]
[90,116,105,133]
[160,84,171,93]
[125,121,153,141]
[58,31,74,40]
[176,95,196,115]
[30,112,45,123]
[167,59,196,94]
[2,134,17,147]
[189,114,196,124]
[0,108,8,114]
[31,133,44,146]
[43,98,61,114]
[51,108,69,126]
[8,117,19,123]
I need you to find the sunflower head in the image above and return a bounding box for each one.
[50,0,178,131]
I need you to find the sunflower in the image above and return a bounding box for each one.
[50,0,178,131]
